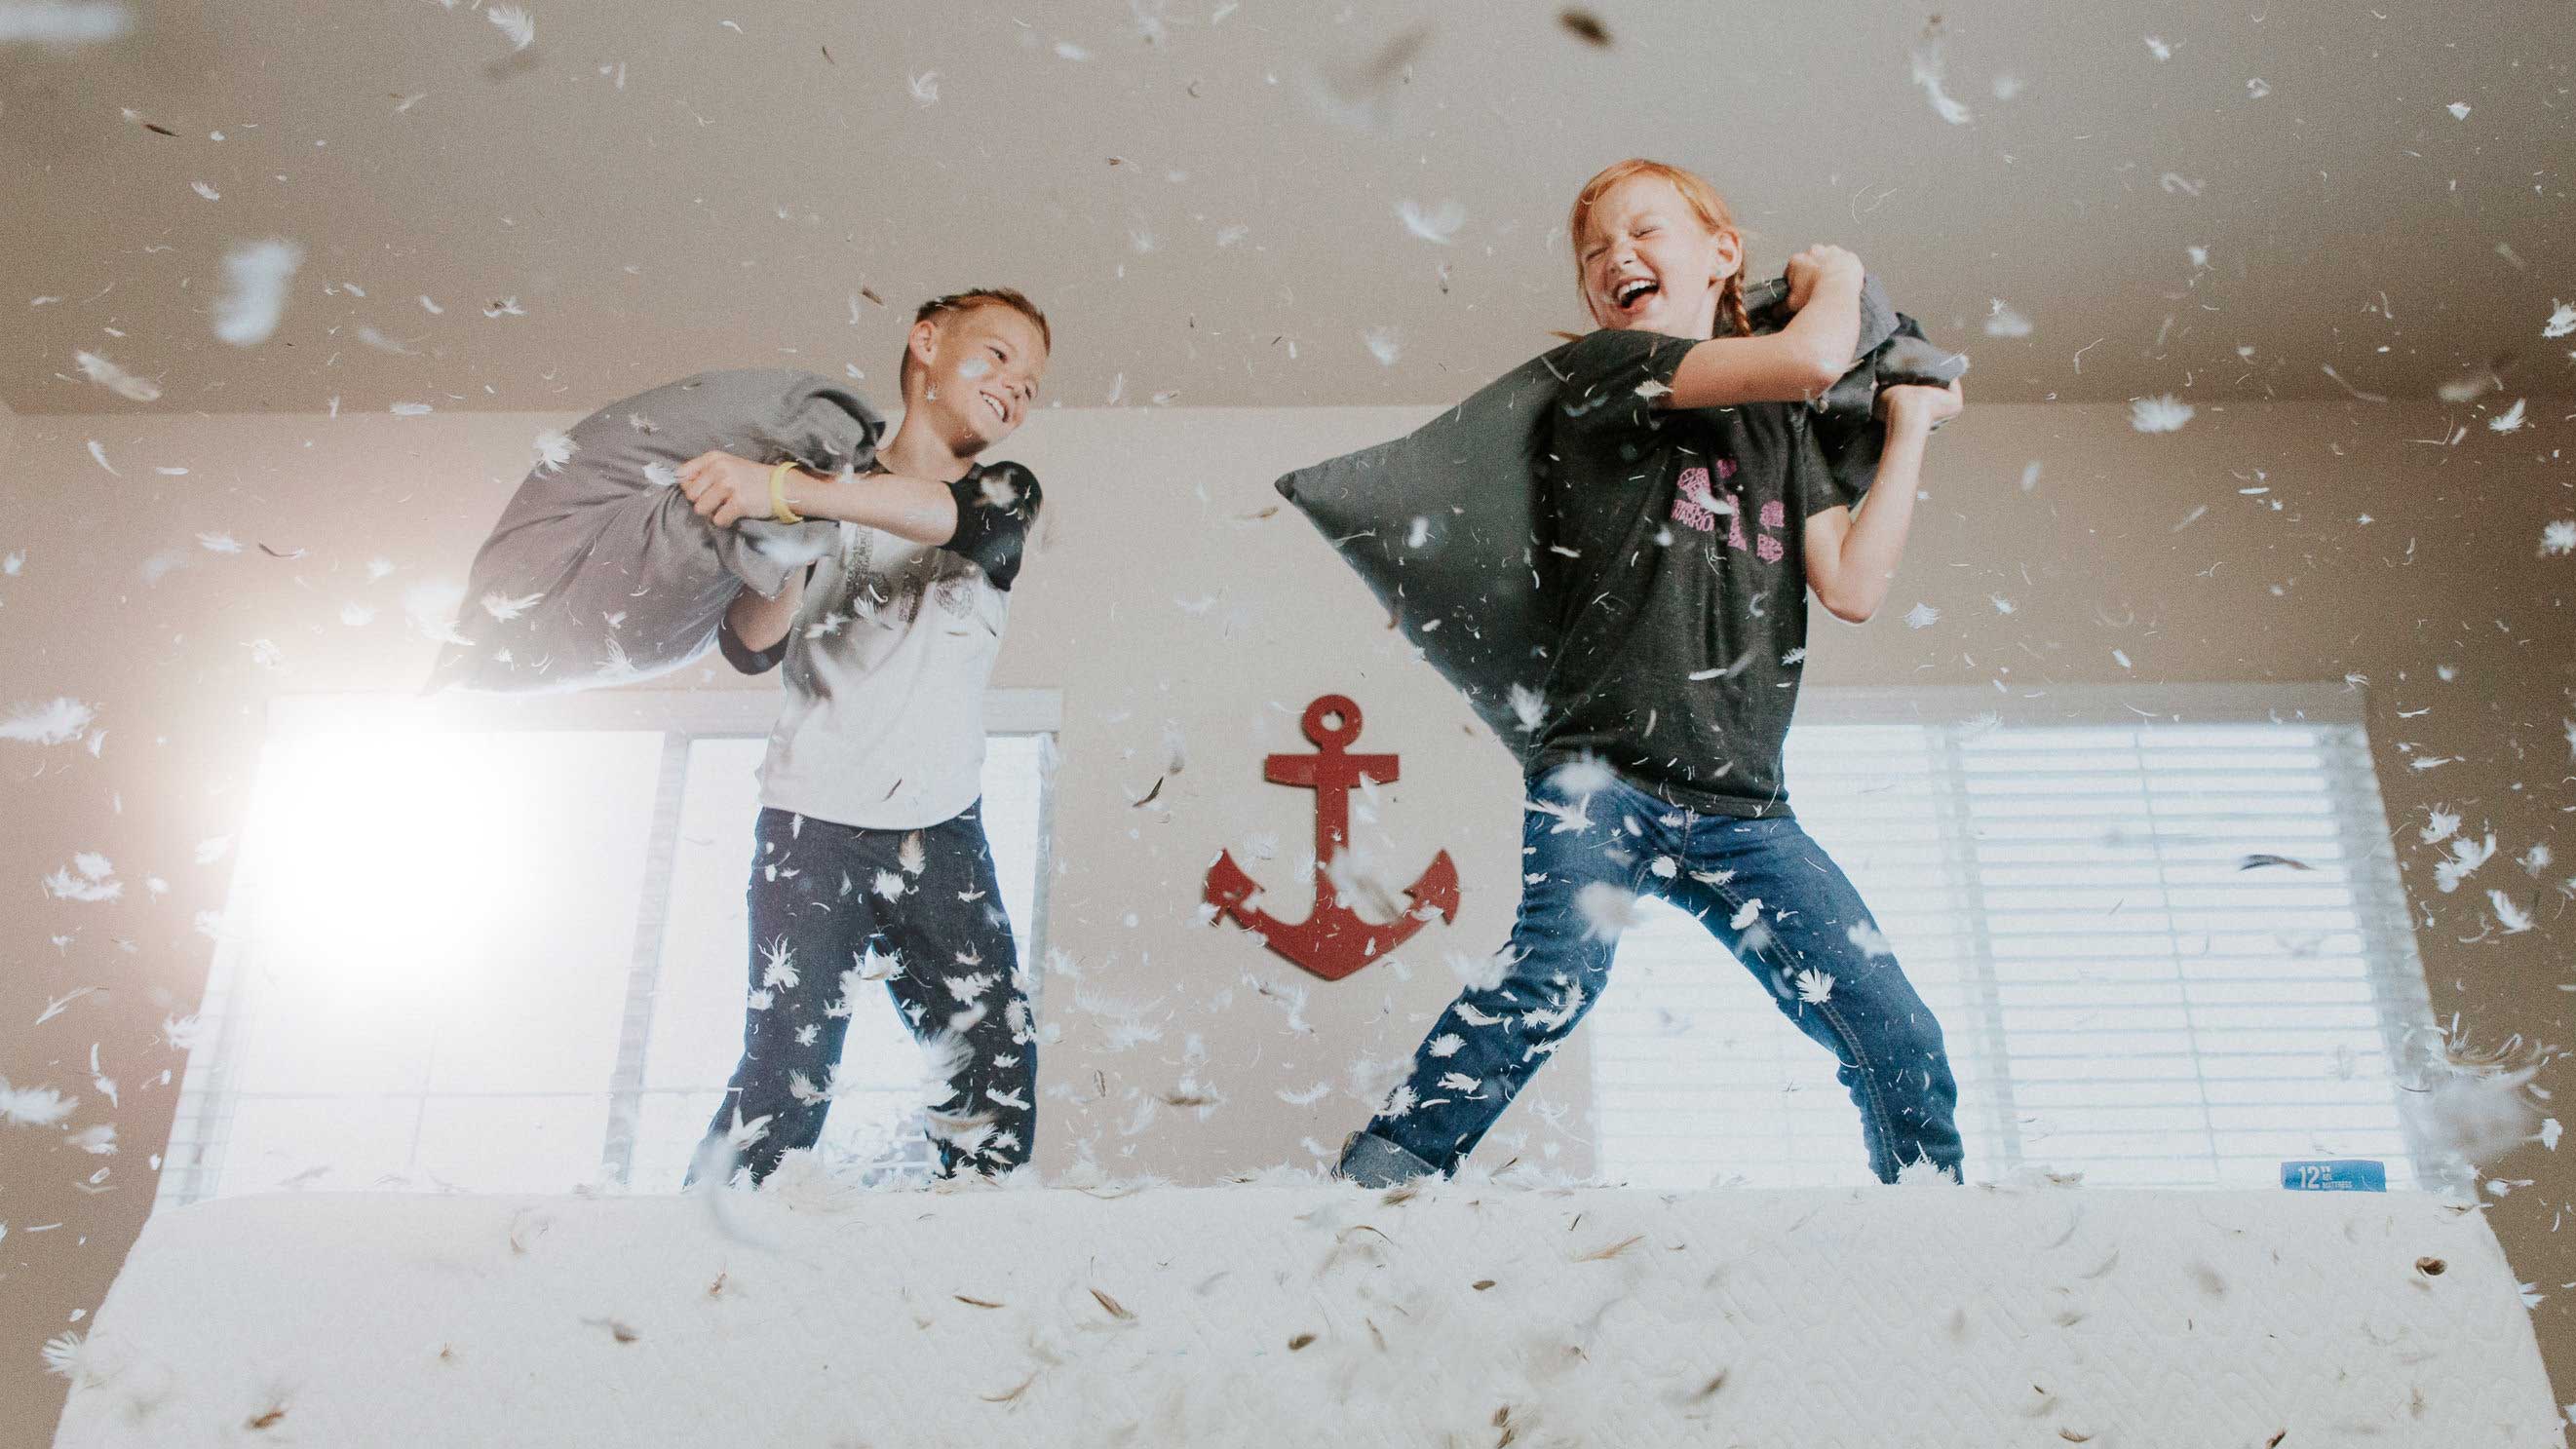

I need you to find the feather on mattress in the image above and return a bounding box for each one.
[51,1181,2565,1447]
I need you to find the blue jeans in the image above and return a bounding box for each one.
[1344,771,1964,1186]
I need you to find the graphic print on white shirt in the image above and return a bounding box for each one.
[757,519,1012,831]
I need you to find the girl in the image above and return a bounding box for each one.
[1337,159,1968,1188]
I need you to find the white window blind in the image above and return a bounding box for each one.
[1591,685,2445,1193]
[157,690,1057,1207]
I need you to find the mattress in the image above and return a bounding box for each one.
[51,1179,2566,1448]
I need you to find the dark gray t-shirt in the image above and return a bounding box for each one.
[1527,327,1862,819]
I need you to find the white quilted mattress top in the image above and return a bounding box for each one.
[51,1175,2567,1448]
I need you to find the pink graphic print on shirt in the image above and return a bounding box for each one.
[1754,496,1787,562]
[1668,457,1742,536]
[1667,457,1787,564]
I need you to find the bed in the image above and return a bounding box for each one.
[51,1177,2565,1447]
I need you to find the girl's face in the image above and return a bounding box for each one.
[1577,174,1741,337]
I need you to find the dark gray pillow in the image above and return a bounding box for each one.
[1274,275,1964,760]
[429,369,881,693]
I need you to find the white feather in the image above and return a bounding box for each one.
[530,429,576,473]
[1574,882,1642,940]
[73,350,160,401]
[1395,199,1464,245]
[1907,31,1974,125]
[485,3,533,50]
[480,590,544,621]
[40,1331,96,1386]
[0,2,131,46]
[1846,922,1895,958]
[2489,889,2534,934]
[2129,395,2195,433]
[2,1077,79,1126]
[2435,832,2497,894]
[0,698,94,745]
[212,239,302,346]
[2405,1066,2540,1167]
[404,580,469,644]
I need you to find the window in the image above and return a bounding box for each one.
[1590,685,2448,1193]
[156,689,1057,1207]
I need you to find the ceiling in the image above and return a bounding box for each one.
[4,0,2570,417]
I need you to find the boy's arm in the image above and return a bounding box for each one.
[718,565,807,670]
[1802,382,1962,624]
[679,452,961,546]
[779,468,959,544]
[681,452,1043,591]
[1659,261,1865,409]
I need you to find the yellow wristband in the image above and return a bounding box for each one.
[768,461,804,524]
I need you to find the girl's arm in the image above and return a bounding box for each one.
[1803,381,1965,624]
[1660,248,1867,409]
[677,452,960,546]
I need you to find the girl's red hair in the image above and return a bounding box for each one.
[1565,159,1750,339]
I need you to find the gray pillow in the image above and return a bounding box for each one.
[1274,275,1964,760]
[429,369,881,693]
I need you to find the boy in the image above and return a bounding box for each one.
[676,287,1052,1184]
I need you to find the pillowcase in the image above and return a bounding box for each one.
[1274,275,1964,759]
[428,369,881,693]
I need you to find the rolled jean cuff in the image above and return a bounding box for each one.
[1336,1129,1437,1188]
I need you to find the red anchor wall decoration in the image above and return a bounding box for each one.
[1205,695,1460,981]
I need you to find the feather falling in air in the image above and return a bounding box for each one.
[212,239,303,346]
[2,1078,78,1127]
[1,698,95,745]
[43,854,121,902]
[1907,19,1973,125]
[485,4,533,50]
[2407,1065,2542,1167]
[531,430,576,473]
[74,350,161,402]
[2130,395,2195,433]
[0,3,134,47]
[2435,832,2497,894]
[1574,882,1642,940]
[1396,199,1465,245]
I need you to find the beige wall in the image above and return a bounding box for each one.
[3,398,2569,1442]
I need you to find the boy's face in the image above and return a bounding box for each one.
[911,305,1049,455]
[1577,174,1740,337]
